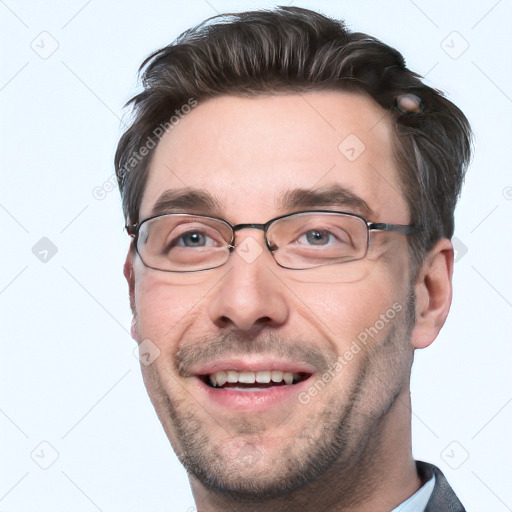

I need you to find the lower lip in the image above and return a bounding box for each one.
[194,377,313,412]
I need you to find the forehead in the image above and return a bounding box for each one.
[140,91,409,223]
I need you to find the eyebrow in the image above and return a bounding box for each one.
[149,184,375,220]
[279,185,375,219]
[150,188,223,217]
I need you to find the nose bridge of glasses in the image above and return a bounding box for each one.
[232,223,267,232]
[230,222,275,252]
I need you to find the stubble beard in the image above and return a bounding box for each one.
[141,296,416,506]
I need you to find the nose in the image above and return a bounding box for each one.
[207,233,290,331]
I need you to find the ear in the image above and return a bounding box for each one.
[123,248,137,340]
[410,238,454,349]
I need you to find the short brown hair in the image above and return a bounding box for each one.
[115,6,472,269]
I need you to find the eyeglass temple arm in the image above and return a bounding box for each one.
[368,222,420,236]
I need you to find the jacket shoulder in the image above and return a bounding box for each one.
[417,461,466,512]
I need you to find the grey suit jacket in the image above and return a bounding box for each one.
[417,461,466,512]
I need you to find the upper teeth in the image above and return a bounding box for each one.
[208,370,298,387]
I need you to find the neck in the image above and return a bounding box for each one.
[189,386,421,512]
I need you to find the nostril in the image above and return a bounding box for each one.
[256,316,272,325]
[219,316,231,326]
[216,315,273,329]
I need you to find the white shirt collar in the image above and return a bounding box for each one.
[389,474,436,512]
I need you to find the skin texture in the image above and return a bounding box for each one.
[124,91,454,511]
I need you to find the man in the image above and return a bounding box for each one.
[115,6,471,511]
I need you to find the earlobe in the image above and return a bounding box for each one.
[410,238,454,350]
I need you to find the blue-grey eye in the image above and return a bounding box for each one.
[305,230,331,245]
[178,232,208,247]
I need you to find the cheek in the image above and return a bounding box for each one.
[285,268,407,350]
[133,271,214,344]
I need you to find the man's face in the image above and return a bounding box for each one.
[128,91,416,499]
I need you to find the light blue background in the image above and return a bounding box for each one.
[1,0,511,510]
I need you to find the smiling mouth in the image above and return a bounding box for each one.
[200,370,311,389]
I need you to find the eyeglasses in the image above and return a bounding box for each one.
[126,211,418,273]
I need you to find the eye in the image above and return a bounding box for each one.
[159,222,228,255]
[300,230,333,246]
[175,231,214,247]
[296,228,350,247]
